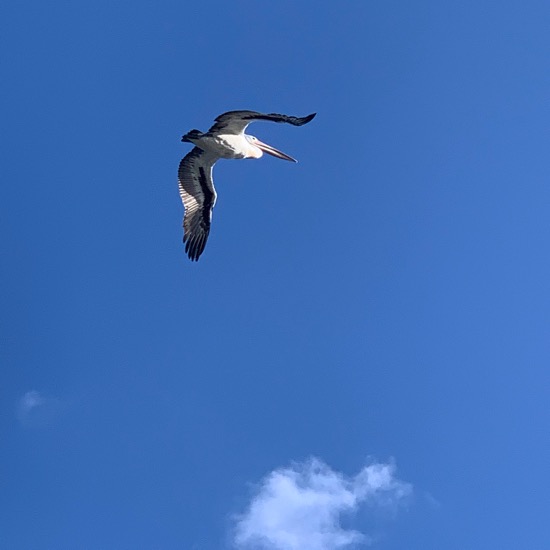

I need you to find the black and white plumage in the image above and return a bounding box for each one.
[178,110,316,261]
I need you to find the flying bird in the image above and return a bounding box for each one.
[178,110,316,261]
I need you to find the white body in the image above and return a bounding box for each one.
[187,134,259,160]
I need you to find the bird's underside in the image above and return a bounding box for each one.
[178,110,316,261]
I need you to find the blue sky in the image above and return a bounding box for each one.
[2,1,549,548]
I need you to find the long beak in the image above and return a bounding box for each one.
[255,139,297,162]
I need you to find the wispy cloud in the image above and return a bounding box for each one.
[233,457,411,550]
[17,390,60,427]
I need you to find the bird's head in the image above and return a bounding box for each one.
[245,135,297,162]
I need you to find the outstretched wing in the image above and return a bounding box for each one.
[178,147,219,261]
[207,110,316,136]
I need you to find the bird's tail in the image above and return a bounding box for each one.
[181,129,204,143]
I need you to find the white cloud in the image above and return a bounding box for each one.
[17,390,60,426]
[233,457,411,550]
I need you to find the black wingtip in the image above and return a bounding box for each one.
[292,113,316,126]
[302,113,316,124]
[184,233,208,262]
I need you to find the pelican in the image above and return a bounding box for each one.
[178,110,316,261]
